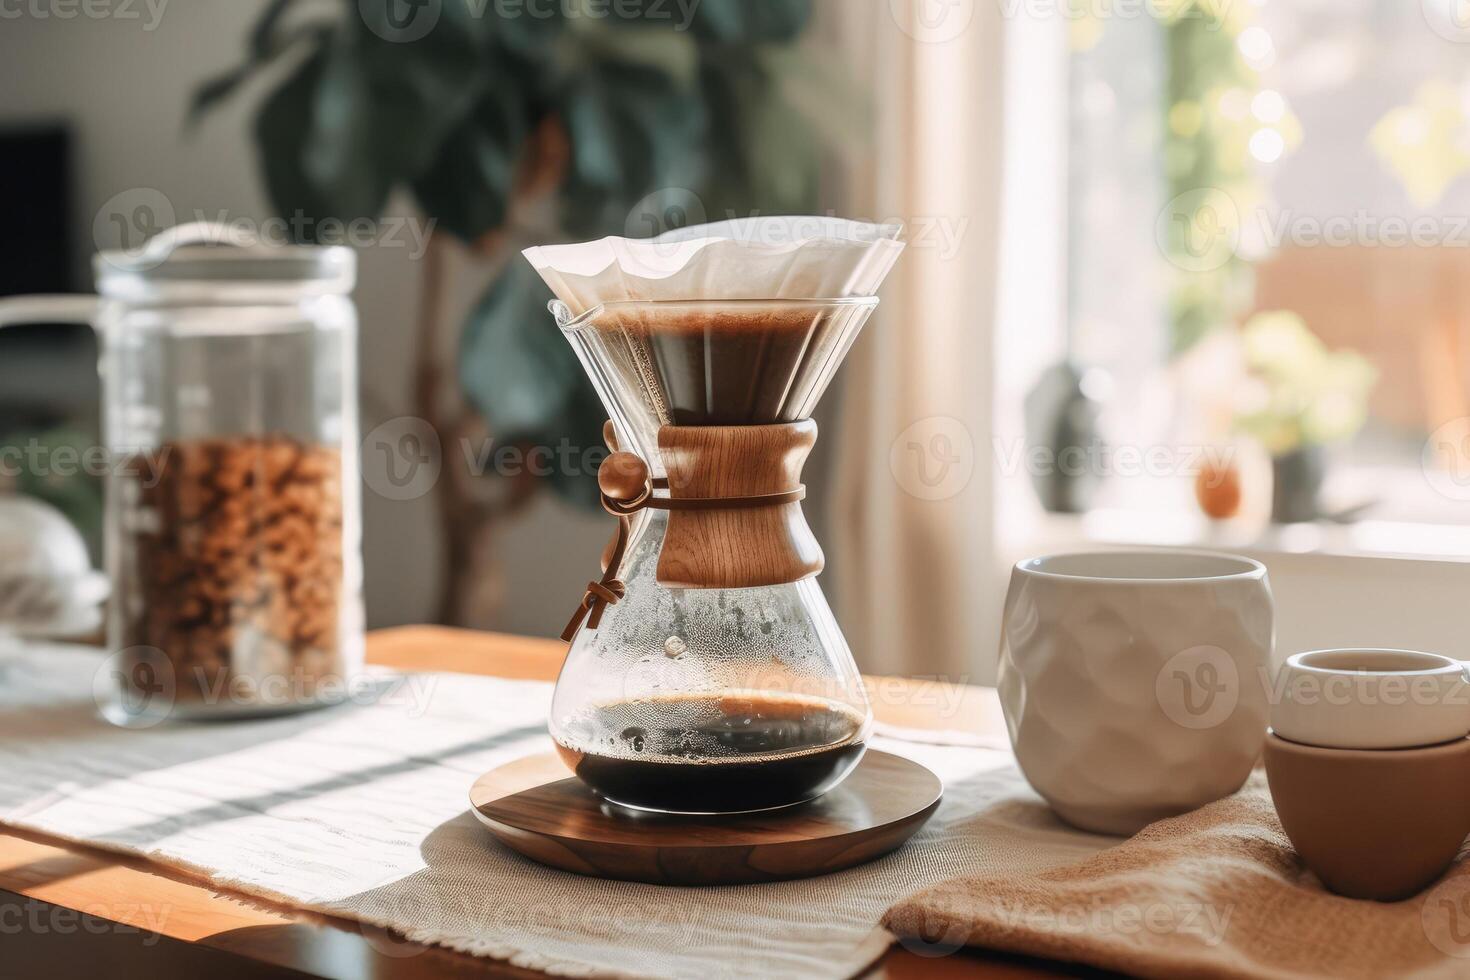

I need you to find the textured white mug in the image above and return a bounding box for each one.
[998,551,1274,835]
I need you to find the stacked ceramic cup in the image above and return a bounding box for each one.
[1265,649,1470,901]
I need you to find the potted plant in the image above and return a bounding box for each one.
[1234,310,1377,523]
[192,0,844,623]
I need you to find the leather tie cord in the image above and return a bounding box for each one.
[560,463,806,642]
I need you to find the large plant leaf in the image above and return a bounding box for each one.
[254,49,347,229]
[244,4,486,230]
[411,84,528,241]
[493,3,566,60]
[695,48,824,217]
[192,65,265,128]
[596,0,811,42]
[354,0,493,48]
[301,25,485,221]
[299,38,398,219]
[248,0,306,57]
[459,260,604,505]
[572,23,699,87]
[684,0,812,43]
[558,59,707,237]
[188,0,333,128]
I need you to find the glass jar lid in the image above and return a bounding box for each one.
[95,222,356,303]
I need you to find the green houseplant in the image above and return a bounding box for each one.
[193,0,841,622]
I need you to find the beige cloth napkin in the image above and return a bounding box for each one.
[883,773,1470,980]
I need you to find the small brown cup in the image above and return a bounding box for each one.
[1265,733,1470,901]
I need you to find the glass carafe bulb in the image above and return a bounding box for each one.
[550,509,871,813]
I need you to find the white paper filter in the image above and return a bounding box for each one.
[523,217,905,314]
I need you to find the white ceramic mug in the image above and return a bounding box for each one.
[998,551,1274,835]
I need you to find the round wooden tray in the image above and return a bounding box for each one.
[469,749,942,886]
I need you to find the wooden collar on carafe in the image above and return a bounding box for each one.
[560,420,820,642]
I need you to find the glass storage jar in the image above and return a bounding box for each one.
[0,224,364,724]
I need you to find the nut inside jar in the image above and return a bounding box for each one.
[115,434,347,714]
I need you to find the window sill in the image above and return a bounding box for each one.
[997,470,1470,566]
[1026,508,1470,564]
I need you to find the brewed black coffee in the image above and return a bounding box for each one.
[553,693,868,813]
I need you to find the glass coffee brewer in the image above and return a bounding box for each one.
[529,218,903,815]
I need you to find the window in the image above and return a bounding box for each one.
[1050,0,1470,539]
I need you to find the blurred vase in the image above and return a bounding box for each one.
[1271,446,1325,524]
[1024,362,1106,514]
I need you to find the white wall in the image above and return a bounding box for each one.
[1255,552,1469,664]
[0,1,607,638]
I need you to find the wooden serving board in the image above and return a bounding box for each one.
[469,750,943,886]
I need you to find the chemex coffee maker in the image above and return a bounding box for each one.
[524,219,905,815]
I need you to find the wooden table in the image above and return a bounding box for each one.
[0,627,1110,979]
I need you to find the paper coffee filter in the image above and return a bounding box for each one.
[523,217,905,314]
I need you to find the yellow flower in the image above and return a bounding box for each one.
[1369,80,1470,207]
[1236,312,1377,452]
